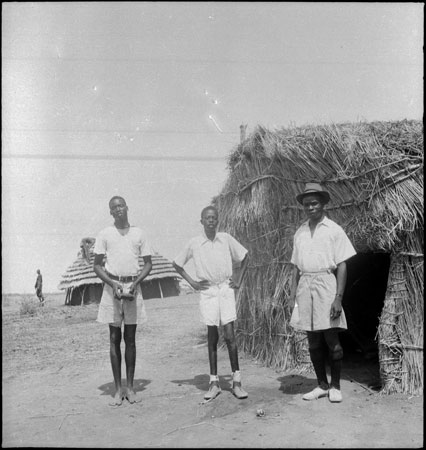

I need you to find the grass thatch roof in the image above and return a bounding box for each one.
[215,119,423,394]
[218,119,423,255]
[58,239,180,291]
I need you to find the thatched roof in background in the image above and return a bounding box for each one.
[58,240,180,291]
[217,119,423,256]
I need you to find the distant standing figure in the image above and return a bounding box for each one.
[289,183,356,403]
[173,206,250,401]
[93,196,153,406]
[35,269,45,305]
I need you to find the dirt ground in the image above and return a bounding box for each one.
[2,292,423,448]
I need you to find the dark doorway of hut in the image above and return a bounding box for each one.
[339,252,391,391]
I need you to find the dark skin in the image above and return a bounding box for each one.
[173,208,249,378]
[288,194,346,320]
[35,270,44,304]
[93,197,152,405]
[289,193,347,391]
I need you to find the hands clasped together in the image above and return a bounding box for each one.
[113,282,137,301]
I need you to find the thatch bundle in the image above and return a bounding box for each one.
[216,119,423,394]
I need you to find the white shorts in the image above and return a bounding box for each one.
[199,281,236,327]
[290,272,347,331]
[96,282,147,326]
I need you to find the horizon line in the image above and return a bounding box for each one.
[1,154,228,161]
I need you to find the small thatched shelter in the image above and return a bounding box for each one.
[58,238,180,305]
[215,119,423,395]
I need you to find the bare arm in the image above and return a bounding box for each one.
[330,261,347,320]
[93,253,123,299]
[172,262,210,291]
[128,255,152,294]
[229,254,249,289]
[288,264,300,309]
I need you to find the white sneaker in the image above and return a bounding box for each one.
[204,382,221,400]
[328,387,342,403]
[302,386,329,401]
[232,381,248,399]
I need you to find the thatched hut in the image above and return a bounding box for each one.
[215,119,423,395]
[58,238,181,305]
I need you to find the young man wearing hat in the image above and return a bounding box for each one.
[289,183,356,403]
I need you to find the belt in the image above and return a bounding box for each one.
[209,280,230,287]
[300,270,332,276]
[106,271,138,283]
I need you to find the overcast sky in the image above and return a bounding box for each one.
[2,2,423,293]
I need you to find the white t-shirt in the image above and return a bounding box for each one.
[94,226,152,277]
[174,231,248,284]
[291,216,356,273]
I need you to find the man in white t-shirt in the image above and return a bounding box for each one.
[173,206,250,401]
[94,196,152,406]
[289,183,356,403]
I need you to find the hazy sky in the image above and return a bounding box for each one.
[2,2,423,293]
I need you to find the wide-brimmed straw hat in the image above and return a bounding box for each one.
[296,182,330,205]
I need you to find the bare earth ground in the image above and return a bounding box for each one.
[2,292,423,448]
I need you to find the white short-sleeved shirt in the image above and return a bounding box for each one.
[94,226,152,277]
[174,231,248,284]
[291,216,356,272]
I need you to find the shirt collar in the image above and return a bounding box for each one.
[302,215,331,228]
[200,229,222,245]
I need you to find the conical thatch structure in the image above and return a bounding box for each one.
[215,119,423,395]
[58,238,181,304]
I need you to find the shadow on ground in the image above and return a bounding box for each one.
[277,374,317,395]
[276,352,382,395]
[97,378,152,397]
[170,374,234,393]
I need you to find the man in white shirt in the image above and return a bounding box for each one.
[289,183,356,403]
[173,206,250,401]
[94,196,152,406]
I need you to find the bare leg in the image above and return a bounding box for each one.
[223,322,239,372]
[109,324,123,405]
[207,326,219,375]
[224,321,248,398]
[37,291,45,305]
[124,324,140,403]
[204,325,222,400]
